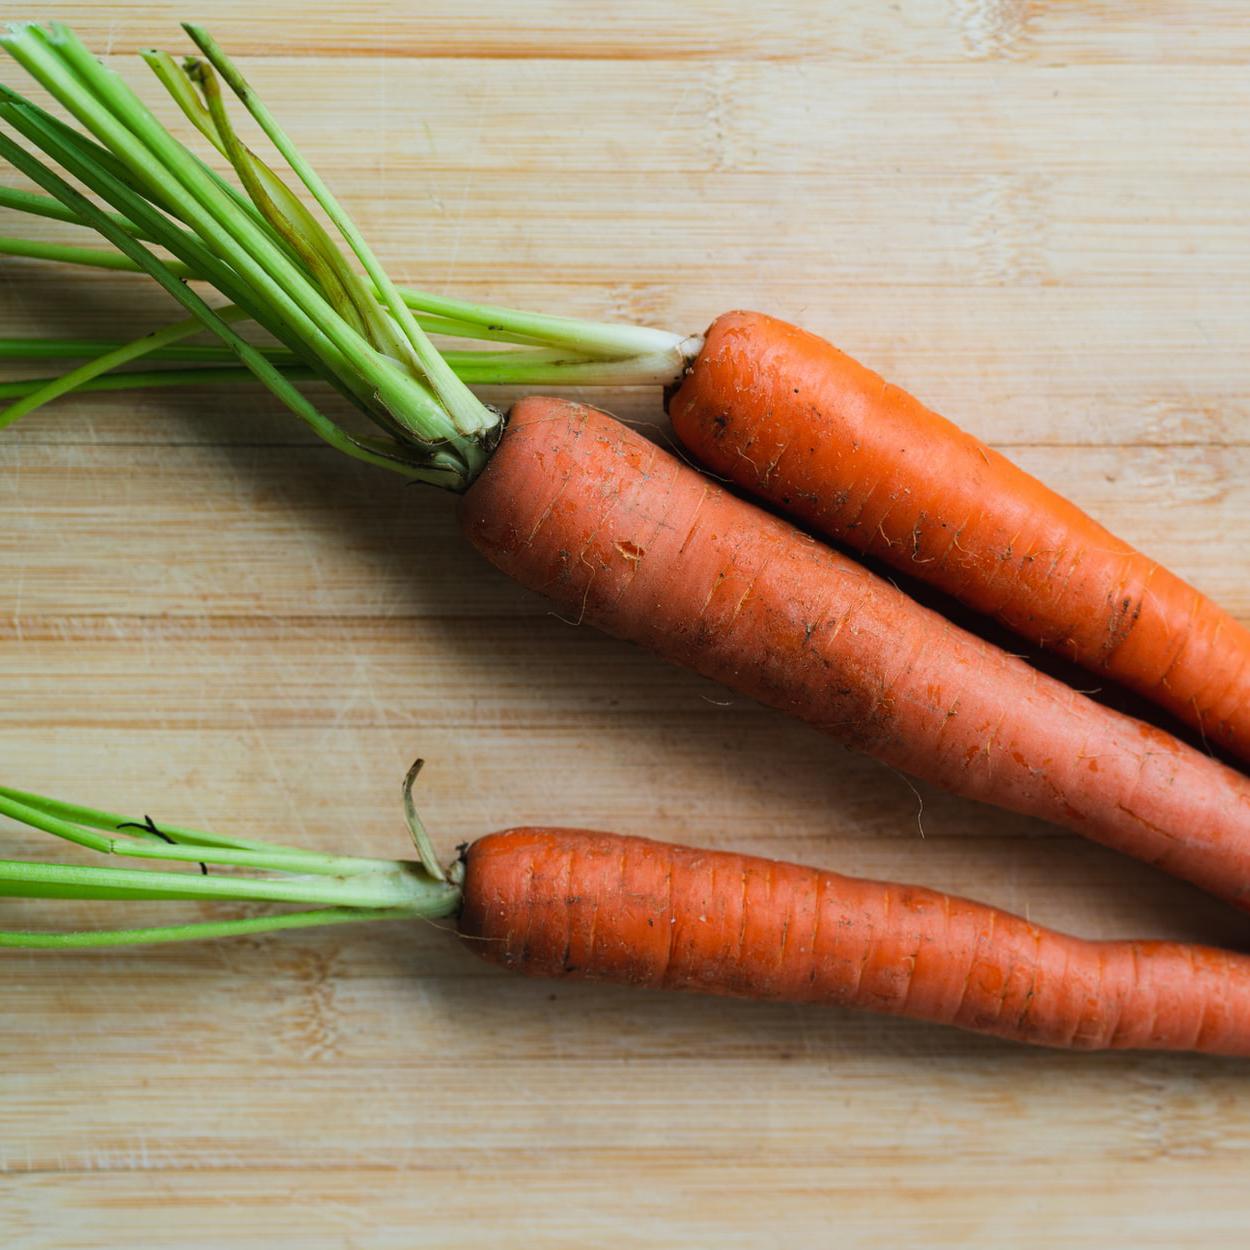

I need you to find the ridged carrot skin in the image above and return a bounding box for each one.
[668,311,1250,766]
[461,828,1250,1054]
[459,397,1250,908]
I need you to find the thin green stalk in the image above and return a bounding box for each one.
[0,792,388,875]
[392,284,688,361]
[0,905,426,949]
[0,348,682,410]
[0,778,463,948]
[0,181,143,236]
[0,365,316,401]
[0,307,248,430]
[0,783,309,853]
[0,856,445,908]
[0,234,191,274]
[184,23,495,440]
[0,337,291,363]
[0,351,683,404]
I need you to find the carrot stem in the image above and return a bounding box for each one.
[0,781,461,946]
[0,307,248,430]
[0,337,297,363]
[0,365,315,401]
[0,22,506,482]
[0,906,425,949]
[0,234,192,275]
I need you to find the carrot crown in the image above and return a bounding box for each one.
[0,763,461,948]
[0,24,693,485]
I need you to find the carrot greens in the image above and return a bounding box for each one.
[0,775,459,948]
[0,22,693,460]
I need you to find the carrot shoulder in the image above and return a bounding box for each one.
[668,310,1250,765]
[462,827,1250,1054]
[459,397,1250,909]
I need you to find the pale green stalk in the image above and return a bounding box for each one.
[184,23,495,439]
[0,234,191,273]
[0,344,683,402]
[0,365,316,401]
[0,307,247,430]
[0,337,267,363]
[0,181,145,234]
[0,781,462,947]
[0,906,424,949]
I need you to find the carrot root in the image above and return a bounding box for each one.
[462,828,1250,1055]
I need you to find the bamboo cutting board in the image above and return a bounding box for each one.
[3,3,1250,1245]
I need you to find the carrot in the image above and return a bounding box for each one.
[5,27,1250,905]
[463,827,1250,1055]
[666,310,1250,766]
[461,397,1250,909]
[3,783,1249,1056]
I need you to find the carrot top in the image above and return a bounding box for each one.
[0,764,459,948]
[0,23,689,483]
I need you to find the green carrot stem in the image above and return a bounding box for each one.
[0,307,248,430]
[0,776,462,946]
[0,365,314,401]
[0,234,191,274]
[0,181,146,236]
[0,856,446,908]
[0,783,310,853]
[0,792,392,876]
[0,905,429,949]
[0,336,298,363]
[183,23,494,439]
[0,345,678,406]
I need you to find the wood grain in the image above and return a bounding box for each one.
[3,2,1250,1246]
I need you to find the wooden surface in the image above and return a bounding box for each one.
[3,2,1250,1245]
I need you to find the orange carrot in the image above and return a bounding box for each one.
[7,783,1248,1056]
[668,310,1250,765]
[460,397,1250,909]
[462,827,1250,1055]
